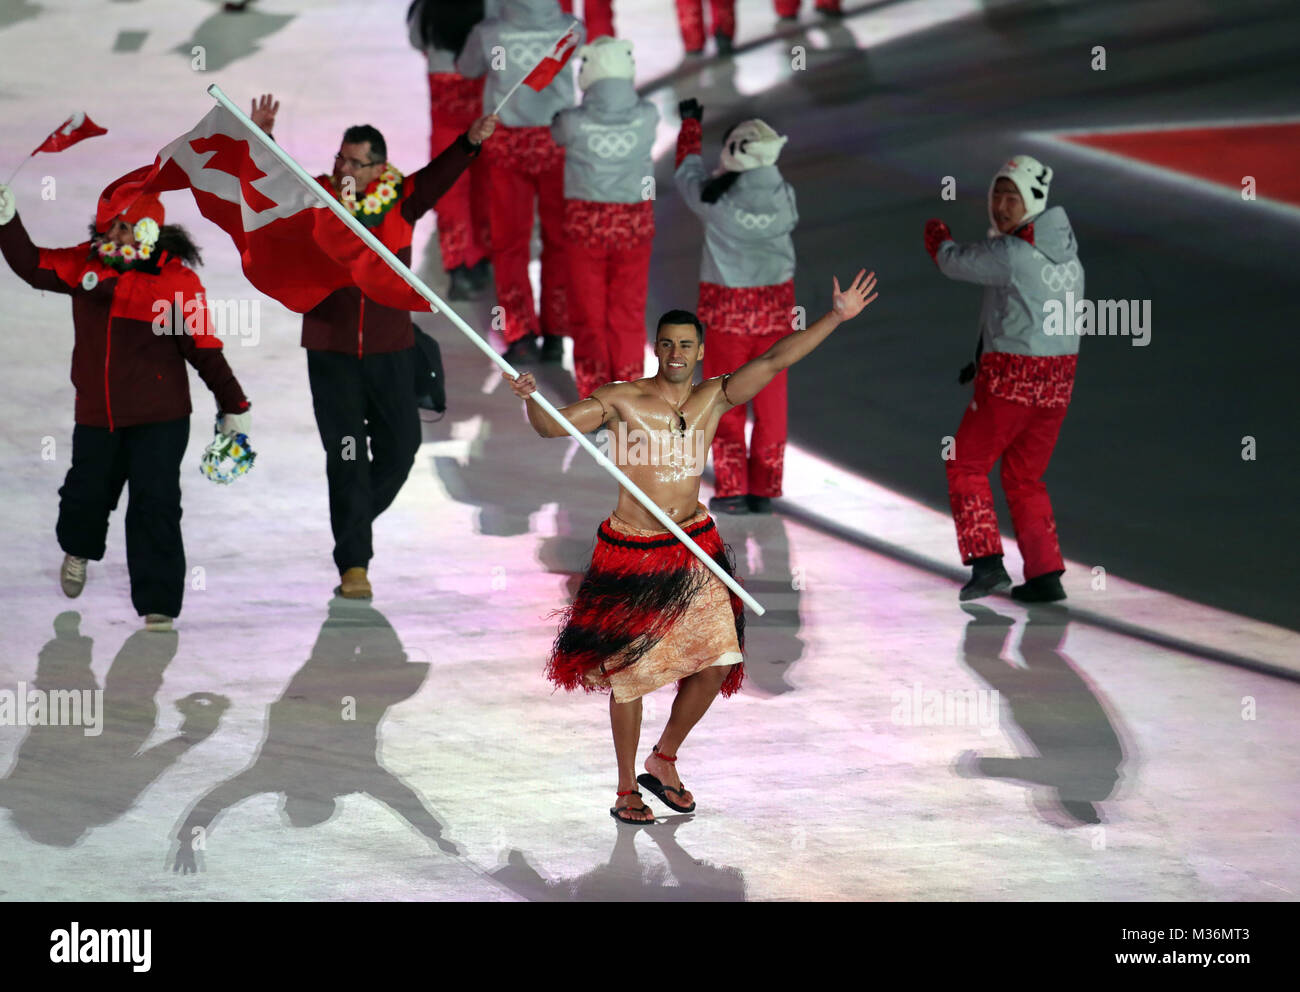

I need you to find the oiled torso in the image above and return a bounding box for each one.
[598,377,728,531]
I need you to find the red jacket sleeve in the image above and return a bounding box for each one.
[0,214,73,294]
[168,264,250,415]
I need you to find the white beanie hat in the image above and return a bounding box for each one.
[987,154,1053,233]
[577,36,634,90]
[719,119,788,173]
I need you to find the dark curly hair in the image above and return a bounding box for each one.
[86,220,203,269]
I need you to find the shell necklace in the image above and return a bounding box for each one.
[651,377,689,437]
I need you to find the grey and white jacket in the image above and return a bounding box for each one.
[456,0,581,128]
[674,160,798,288]
[552,78,658,202]
[935,206,1084,357]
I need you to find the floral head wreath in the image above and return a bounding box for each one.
[96,213,162,268]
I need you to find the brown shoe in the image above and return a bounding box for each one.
[336,566,373,599]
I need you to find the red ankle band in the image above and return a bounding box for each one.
[617,789,640,797]
[653,748,677,762]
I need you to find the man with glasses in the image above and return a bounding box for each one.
[248,94,498,599]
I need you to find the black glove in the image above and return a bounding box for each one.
[678,98,703,122]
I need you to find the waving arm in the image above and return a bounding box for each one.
[927,218,1012,286]
[672,101,711,220]
[722,270,878,408]
[0,188,71,295]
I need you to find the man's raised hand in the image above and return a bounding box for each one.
[832,269,879,321]
[250,93,279,132]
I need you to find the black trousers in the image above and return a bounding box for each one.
[56,417,190,618]
[306,347,421,573]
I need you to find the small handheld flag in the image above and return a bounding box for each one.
[492,20,582,115]
[523,21,582,91]
[7,112,108,184]
[32,112,108,155]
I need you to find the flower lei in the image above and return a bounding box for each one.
[337,165,404,229]
[95,217,161,271]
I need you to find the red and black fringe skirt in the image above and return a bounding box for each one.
[547,513,745,698]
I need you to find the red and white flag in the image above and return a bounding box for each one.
[96,106,429,314]
[522,21,582,92]
[32,112,107,156]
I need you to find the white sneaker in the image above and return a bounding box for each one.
[60,555,88,598]
[143,614,173,632]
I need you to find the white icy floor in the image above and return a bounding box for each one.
[0,0,1296,901]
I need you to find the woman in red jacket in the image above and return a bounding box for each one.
[0,184,250,630]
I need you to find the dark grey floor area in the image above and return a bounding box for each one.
[647,0,1300,631]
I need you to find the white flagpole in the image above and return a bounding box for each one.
[5,156,32,185]
[492,69,533,118]
[205,84,765,617]
[491,20,580,117]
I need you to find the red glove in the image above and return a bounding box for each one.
[676,117,703,169]
[924,219,952,262]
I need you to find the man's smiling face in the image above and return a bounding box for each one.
[656,323,703,384]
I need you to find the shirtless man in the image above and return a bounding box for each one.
[507,269,878,822]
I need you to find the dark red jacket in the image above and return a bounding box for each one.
[301,132,480,356]
[0,214,249,430]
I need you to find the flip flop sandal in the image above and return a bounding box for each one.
[610,789,655,824]
[637,773,697,813]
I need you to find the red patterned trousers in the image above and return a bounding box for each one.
[511,1,609,43]
[699,281,794,497]
[583,0,615,38]
[565,200,654,397]
[484,126,568,343]
[946,362,1073,578]
[703,329,789,497]
[773,0,842,16]
[428,73,491,271]
[675,0,736,50]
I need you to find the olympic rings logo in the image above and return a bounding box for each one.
[1040,260,1082,292]
[734,209,775,230]
[587,130,638,159]
[506,41,550,64]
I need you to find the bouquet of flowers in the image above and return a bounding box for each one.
[200,418,256,484]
